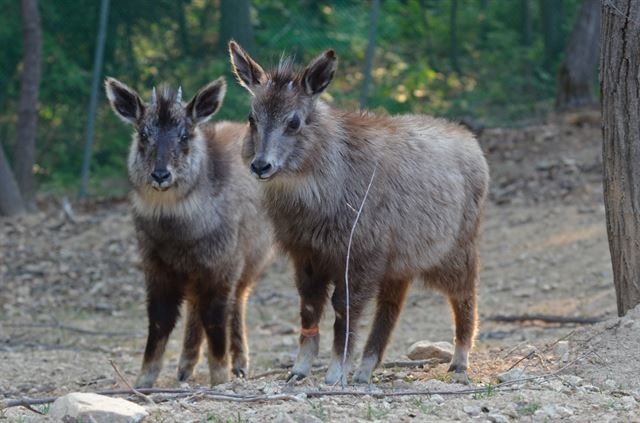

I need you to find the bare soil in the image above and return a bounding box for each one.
[2,116,639,422]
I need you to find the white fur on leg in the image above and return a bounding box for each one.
[352,353,378,384]
[208,351,230,386]
[325,351,351,385]
[448,343,470,384]
[135,362,162,388]
[290,334,319,378]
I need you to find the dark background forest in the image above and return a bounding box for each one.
[0,0,595,199]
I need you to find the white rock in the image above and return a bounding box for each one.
[463,404,482,416]
[497,368,527,383]
[298,415,324,423]
[620,396,637,410]
[487,413,509,423]
[49,392,148,423]
[503,402,519,418]
[431,394,445,404]
[562,375,582,387]
[407,341,453,362]
[554,340,570,362]
[274,412,296,423]
[535,404,573,419]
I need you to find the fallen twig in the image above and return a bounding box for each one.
[506,330,576,372]
[489,314,602,325]
[1,352,595,412]
[109,360,155,406]
[382,359,439,369]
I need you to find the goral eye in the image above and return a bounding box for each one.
[180,133,189,142]
[287,115,300,131]
[139,129,148,141]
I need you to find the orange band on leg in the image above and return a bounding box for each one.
[300,326,319,337]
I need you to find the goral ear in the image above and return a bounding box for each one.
[186,77,227,123]
[301,49,337,96]
[229,40,266,94]
[104,77,144,124]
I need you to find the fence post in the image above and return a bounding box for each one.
[79,0,110,198]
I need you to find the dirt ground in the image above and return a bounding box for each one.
[2,115,640,422]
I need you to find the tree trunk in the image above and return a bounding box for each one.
[14,0,41,211]
[0,143,25,216]
[478,0,490,49]
[177,0,190,56]
[539,0,565,72]
[601,0,640,316]
[218,0,255,54]
[360,0,381,109]
[556,0,600,111]
[449,0,460,74]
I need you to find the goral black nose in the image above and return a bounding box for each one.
[251,159,272,177]
[151,169,171,184]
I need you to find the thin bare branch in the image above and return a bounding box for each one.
[109,360,156,406]
[342,162,378,385]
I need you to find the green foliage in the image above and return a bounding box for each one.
[0,0,585,196]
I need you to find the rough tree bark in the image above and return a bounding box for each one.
[218,0,255,54]
[556,0,600,111]
[601,0,640,316]
[13,0,42,211]
[0,144,25,216]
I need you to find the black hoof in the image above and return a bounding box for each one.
[286,372,307,383]
[232,368,247,379]
[447,364,467,373]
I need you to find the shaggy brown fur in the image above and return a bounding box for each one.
[105,77,273,387]
[229,42,489,385]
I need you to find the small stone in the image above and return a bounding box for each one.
[621,396,637,410]
[298,415,324,423]
[562,375,582,387]
[407,341,454,362]
[554,341,570,362]
[503,402,519,418]
[583,384,601,393]
[274,412,295,423]
[487,413,509,423]
[463,404,482,416]
[603,379,617,389]
[431,394,444,404]
[535,404,573,419]
[49,392,148,423]
[497,368,527,383]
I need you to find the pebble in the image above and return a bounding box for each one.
[274,412,296,423]
[487,413,509,423]
[535,404,574,419]
[562,375,582,387]
[503,402,519,418]
[463,404,482,416]
[620,396,637,410]
[555,340,570,362]
[497,368,527,383]
[406,340,454,362]
[431,394,445,404]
